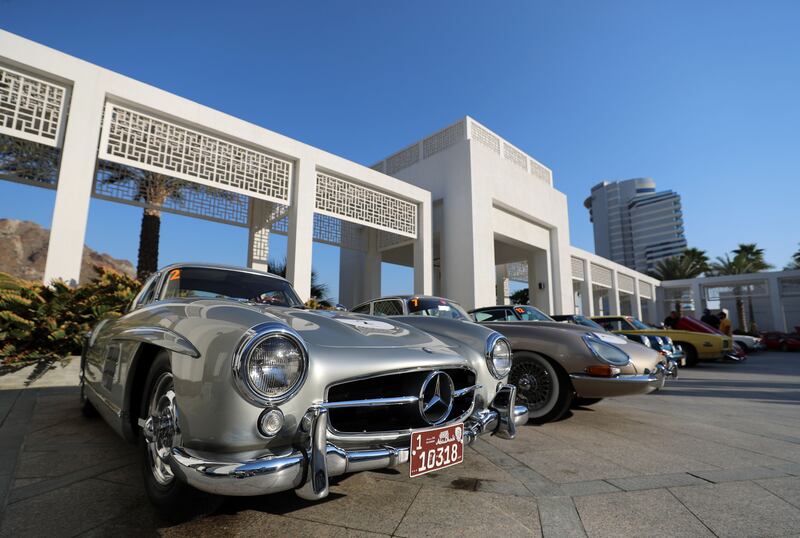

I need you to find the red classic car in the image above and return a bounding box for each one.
[674,316,748,359]
[762,332,800,352]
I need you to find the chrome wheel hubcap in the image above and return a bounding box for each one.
[144,372,179,486]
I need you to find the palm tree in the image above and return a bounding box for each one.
[96,163,188,281]
[708,252,757,332]
[730,243,773,332]
[0,135,60,186]
[785,244,800,270]
[267,258,330,304]
[649,248,709,281]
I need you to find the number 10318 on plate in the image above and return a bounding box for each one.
[409,423,464,477]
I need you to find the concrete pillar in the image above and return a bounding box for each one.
[247,199,271,272]
[549,228,574,315]
[364,229,382,300]
[690,281,704,317]
[413,199,433,296]
[633,279,643,320]
[496,268,510,305]
[580,259,594,316]
[43,82,105,285]
[529,250,553,314]
[768,275,786,332]
[609,270,621,315]
[286,158,316,302]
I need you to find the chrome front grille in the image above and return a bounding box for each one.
[325,368,477,435]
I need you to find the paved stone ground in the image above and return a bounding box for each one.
[1,351,799,537]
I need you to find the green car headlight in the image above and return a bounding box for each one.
[583,334,630,367]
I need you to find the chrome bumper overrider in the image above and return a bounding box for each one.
[168,384,528,499]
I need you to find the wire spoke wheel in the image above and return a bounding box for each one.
[510,361,553,412]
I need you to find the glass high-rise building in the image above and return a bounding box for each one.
[584,178,687,274]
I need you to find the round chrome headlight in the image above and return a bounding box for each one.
[583,335,630,367]
[486,334,513,379]
[233,323,308,405]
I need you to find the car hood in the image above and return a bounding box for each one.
[256,307,453,350]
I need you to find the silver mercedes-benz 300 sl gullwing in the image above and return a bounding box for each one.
[80,264,528,520]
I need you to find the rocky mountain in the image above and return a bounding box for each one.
[0,219,135,284]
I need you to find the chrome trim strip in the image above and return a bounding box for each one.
[115,327,201,358]
[322,395,419,409]
[169,402,513,499]
[453,384,482,398]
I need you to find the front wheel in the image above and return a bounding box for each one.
[140,351,221,522]
[509,352,573,424]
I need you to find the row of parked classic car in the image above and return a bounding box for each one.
[79,263,742,520]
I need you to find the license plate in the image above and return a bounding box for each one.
[409,423,464,477]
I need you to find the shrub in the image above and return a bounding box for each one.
[0,266,138,368]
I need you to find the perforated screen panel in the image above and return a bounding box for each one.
[571,257,585,280]
[591,264,613,288]
[98,103,292,204]
[0,66,68,147]
[618,274,635,294]
[314,171,417,238]
[639,281,653,299]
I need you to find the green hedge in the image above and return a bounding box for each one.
[0,267,139,368]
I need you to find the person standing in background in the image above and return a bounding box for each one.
[718,311,732,336]
[701,308,721,329]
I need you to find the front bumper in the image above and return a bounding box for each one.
[168,384,528,499]
[570,362,671,399]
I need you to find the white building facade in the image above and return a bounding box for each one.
[658,270,800,333]
[1,31,660,319]
[585,178,687,273]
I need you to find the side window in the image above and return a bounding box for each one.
[601,320,623,331]
[130,274,159,311]
[372,300,404,317]
[351,303,371,314]
[475,308,513,322]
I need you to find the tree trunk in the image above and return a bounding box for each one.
[735,298,746,333]
[746,296,757,334]
[137,207,161,281]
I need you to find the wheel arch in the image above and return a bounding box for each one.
[122,343,168,443]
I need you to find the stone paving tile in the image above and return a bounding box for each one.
[556,480,620,497]
[269,473,420,535]
[767,462,800,476]
[536,496,586,537]
[607,472,709,491]
[15,444,136,479]
[162,511,388,537]
[511,447,638,484]
[670,480,800,538]
[0,478,142,537]
[689,466,788,484]
[394,486,539,538]
[754,476,800,510]
[574,488,714,538]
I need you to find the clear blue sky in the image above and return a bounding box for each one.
[2,0,799,301]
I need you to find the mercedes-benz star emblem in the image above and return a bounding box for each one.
[419,371,454,425]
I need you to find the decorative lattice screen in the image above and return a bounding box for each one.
[591,263,613,288]
[503,143,527,170]
[423,120,466,159]
[530,159,552,184]
[0,134,61,188]
[271,213,367,251]
[471,123,501,154]
[638,281,653,299]
[385,143,420,175]
[618,274,635,294]
[98,103,292,204]
[314,171,417,238]
[93,160,252,227]
[506,262,529,282]
[0,66,68,148]
[571,257,585,280]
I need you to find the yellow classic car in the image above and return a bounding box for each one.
[592,315,733,366]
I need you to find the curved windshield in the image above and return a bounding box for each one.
[512,306,554,322]
[161,267,303,307]
[573,315,606,330]
[407,297,470,320]
[629,318,652,330]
